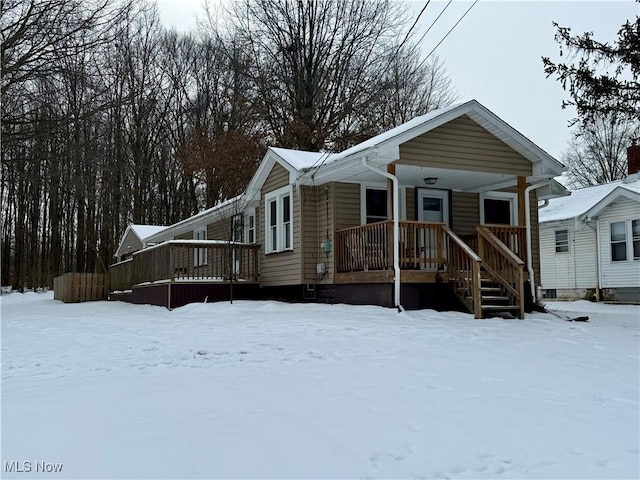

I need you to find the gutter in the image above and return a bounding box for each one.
[361,153,404,312]
[525,179,553,302]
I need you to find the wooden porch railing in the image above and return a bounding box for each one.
[477,226,525,319]
[443,226,483,318]
[108,241,260,292]
[483,224,527,264]
[335,221,446,273]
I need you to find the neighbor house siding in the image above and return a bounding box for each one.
[260,163,302,287]
[539,220,598,293]
[117,229,143,261]
[398,115,532,176]
[597,197,640,288]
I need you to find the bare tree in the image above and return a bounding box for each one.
[563,115,639,187]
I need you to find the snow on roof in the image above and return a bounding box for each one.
[269,147,339,170]
[539,179,640,223]
[130,225,167,240]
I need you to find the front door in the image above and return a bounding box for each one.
[416,188,449,268]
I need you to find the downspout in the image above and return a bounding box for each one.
[595,219,602,301]
[361,155,403,312]
[525,180,553,302]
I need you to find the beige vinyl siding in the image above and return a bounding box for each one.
[174,230,192,240]
[451,191,479,235]
[301,185,320,284]
[405,188,415,221]
[117,229,143,261]
[598,197,640,288]
[260,163,302,287]
[398,115,532,176]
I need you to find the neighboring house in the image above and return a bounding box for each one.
[114,224,167,262]
[539,160,640,302]
[110,99,567,317]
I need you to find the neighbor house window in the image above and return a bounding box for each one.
[193,227,207,266]
[265,186,293,253]
[365,188,387,224]
[610,221,627,261]
[633,220,640,259]
[246,210,255,244]
[555,230,569,253]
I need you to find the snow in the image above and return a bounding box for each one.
[269,147,339,170]
[539,179,640,223]
[2,293,638,479]
[130,225,167,240]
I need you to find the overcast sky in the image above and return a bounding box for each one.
[156,0,638,162]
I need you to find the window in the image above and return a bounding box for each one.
[246,210,255,244]
[610,219,640,262]
[555,230,569,253]
[611,221,627,261]
[193,228,207,266]
[365,188,387,224]
[232,214,244,242]
[480,192,517,225]
[265,186,293,253]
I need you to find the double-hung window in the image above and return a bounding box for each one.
[265,186,293,253]
[246,210,256,244]
[193,227,207,266]
[611,220,640,262]
[555,230,569,253]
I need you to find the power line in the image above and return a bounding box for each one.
[416,0,478,71]
[397,1,432,54]
[410,0,453,57]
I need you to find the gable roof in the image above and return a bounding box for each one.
[246,100,564,196]
[144,195,242,243]
[114,224,167,259]
[539,178,640,223]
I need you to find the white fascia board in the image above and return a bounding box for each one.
[245,149,300,199]
[583,188,640,221]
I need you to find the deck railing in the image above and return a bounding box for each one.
[335,221,446,273]
[477,226,525,319]
[108,241,260,292]
[443,226,483,318]
[483,224,527,264]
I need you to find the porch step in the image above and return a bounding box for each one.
[481,295,510,302]
[481,304,520,311]
[480,287,502,293]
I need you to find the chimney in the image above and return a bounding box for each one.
[628,138,640,175]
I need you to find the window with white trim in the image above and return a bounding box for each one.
[610,219,640,262]
[193,227,207,266]
[246,210,256,244]
[365,188,387,224]
[480,191,518,225]
[265,186,293,253]
[555,230,569,253]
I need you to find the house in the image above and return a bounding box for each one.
[114,224,167,262]
[539,146,640,302]
[109,100,567,317]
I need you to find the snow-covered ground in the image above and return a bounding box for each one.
[2,293,638,479]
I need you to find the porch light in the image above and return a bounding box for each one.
[423,177,438,185]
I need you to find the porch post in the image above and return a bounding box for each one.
[387,164,396,219]
[517,176,527,227]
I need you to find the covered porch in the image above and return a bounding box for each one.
[334,220,528,318]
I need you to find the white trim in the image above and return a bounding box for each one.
[584,188,640,221]
[360,183,387,224]
[609,219,640,263]
[480,191,518,225]
[416,188,449,224]
[264,185,293,254]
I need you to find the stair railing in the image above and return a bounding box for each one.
[477,226,525,319]
[442,226,483,318]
